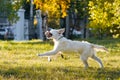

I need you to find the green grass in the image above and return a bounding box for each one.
[0,39,120,80]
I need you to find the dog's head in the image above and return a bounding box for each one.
[45,28,65,40]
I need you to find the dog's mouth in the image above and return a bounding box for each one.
[45,31,53,38]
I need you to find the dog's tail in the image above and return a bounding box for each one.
[92,44,108,53]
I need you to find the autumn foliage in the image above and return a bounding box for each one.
[27,0,70,18]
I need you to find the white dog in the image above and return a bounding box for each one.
[38,28,108,68]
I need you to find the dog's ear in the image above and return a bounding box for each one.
[58,28,65,34]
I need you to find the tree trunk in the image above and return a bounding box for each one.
[65,13,69,38]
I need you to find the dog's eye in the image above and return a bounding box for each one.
[58,32,61,34]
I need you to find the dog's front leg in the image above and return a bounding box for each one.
[38,49,58,57]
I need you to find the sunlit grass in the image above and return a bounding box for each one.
[0,39,120,80]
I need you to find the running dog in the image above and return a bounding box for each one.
[38,28,108,68]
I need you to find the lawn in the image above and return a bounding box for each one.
[0,39,120,80]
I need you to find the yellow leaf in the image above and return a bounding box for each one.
[27,0,29,2]
[62,12,67,18]
[34,18,38,26]
[32,1,34,4]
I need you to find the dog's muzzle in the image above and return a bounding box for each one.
[45,31,52,38]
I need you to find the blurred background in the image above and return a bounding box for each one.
[0,0,119,40]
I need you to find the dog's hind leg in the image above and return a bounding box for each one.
[91,54,104,68]
[80,55,89,68]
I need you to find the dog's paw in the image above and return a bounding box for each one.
[48,56,51,62]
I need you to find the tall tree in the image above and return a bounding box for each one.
[0,0,24,24]
[32,0,90,38]
[68,0,89,38]
[88,0,120,38]
[26,0,70,29]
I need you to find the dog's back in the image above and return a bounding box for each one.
[55,38,92,54]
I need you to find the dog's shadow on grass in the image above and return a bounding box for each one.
[54,66,120,79]
[94,67,120,79]
[89,67,120,79]
[0,65,120,79]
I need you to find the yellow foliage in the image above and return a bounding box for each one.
[34,18,38,26]
[62,12,67,18]
[113,34,119,38]
[88,1,94,6]
[33,0,70,18]
[26,0,29,3]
